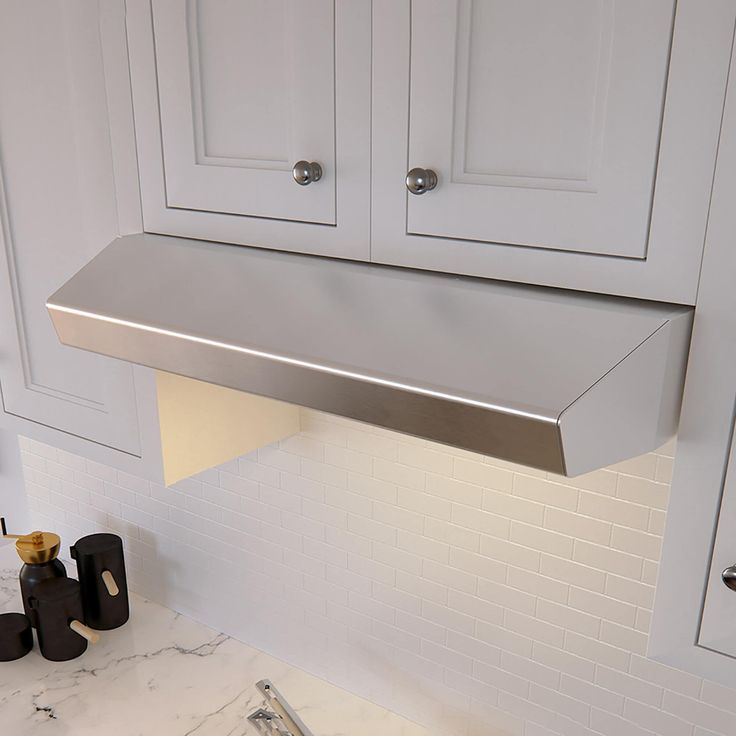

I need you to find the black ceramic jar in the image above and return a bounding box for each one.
[0,612,33,661]
[70,533,129,630]
[31,578,92,661]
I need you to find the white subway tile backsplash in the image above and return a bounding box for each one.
[641,559,659,586]
[453,457,513,492]
[478,578,536,617]
[427,474,484,507]
[504,610,565,649]
[399,444,454,477]
[506,566,568,605]
[484,488,545,526]
[477,620,534,659]
[629,654,702,698]
[510,522,574,558]
[599,620,648,656]
[564,631,631,672]
[594,664,663,708]
[604,574,656,609]
[661,692,735,736]
[589,707,658,736]
[573,539,643,579]
[397,487,451,520]
[559,673,623,716]
[539,554,606,593]
[616,475,670,511]
[512,474,579,511]
[578,491,650,531]
[532,641,595,683]
[623,698,694,736]
[372,540,422,575]
[536,599,600,639]
[568,587,637,628]
[543,507,612,545]
[448,589,503,624]
[348,472,396,503]
[372,500,425,533]
[20,418,735,736]
[449,547,506,583]
[610,525,662,561]
[424,517,480,552]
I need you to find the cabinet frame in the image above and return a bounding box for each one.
[371,0,736,304]
[649,25,736,685]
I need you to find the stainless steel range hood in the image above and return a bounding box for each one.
[47,234,692,476]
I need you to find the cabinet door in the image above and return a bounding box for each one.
[128,0,371,259]
[152,0,334,224]
[372,0,736,302]
[0,1,140,455]
[698,426,736,658]
[409,0,671,257]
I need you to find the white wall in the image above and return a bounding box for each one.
[1,428,27,532]
[18,411,736,736]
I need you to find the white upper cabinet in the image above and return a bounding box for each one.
[372,0,736,303]
[128,0,736,301]
[0,2,140,454]
[127,0,371,259]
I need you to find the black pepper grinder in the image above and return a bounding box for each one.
[1,517,67,627]
[70,533,129,630]
[30,577,99,661]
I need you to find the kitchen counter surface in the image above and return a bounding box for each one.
[0,542,428,736]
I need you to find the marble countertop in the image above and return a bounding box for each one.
[0,542,428,736]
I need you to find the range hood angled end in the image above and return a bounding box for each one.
[46,234,693,477]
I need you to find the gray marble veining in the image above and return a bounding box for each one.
[0,544,427,736]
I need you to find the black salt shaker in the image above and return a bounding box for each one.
[70,533,129,630]
[31,578,99,661]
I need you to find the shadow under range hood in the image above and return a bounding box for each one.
[47,234,692,477]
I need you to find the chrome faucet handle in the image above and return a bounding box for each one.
[247,708,293,735]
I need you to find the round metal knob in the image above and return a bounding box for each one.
[406,167,438,195]
[722,565,736,591]
[292,161,322,186]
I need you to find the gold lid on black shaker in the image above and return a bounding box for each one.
[1,518,61,565]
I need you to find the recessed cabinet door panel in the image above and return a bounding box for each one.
[408,0,673,256]
[152,0,335,224]
[0,2,140,454]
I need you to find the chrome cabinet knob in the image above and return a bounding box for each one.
[406,167,438,195]
[722,565,736,591]
[292,161,322,186]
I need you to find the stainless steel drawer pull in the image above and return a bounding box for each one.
[292,161,322,186]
